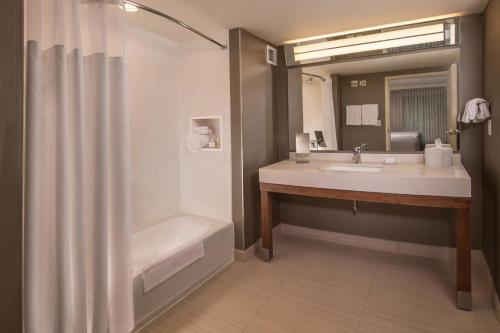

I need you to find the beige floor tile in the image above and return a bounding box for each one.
[273,234,317,256]
[140,313,193,333]
[140,318,171,333]
[472,262,495,296]
[297,255,376,290]
[244,309,356,333]
[273,237,334,263]
[358,318,436,333]
[218,257,296,296]
[376,252,455,281]
[139,235,500,333]
[256,293,360,332]
[298,241,381,268]
[473,294,500,333]
[359,297,477,333]
[179,277,270,328]
[477,321,500,333]
[278,272,369,316]
[369,268,460,313]
[163,302,242,333]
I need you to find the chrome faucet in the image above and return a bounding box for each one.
[352,143,368,164]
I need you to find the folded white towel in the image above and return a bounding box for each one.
[135,239,205,293]
[189,133,211,150]
[361,104,379,126]
[460,98,491,123]
[192,126,213,135]
[346,105,362,125]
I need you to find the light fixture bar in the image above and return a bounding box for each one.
[284,13,464,44]
[294,24,444,54]
[294,24,445,61]
[294,31,445,61]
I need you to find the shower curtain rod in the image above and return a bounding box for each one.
[124,0,227,49]
[302,72,326,81]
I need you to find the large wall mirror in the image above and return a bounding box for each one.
[288,47,460,152]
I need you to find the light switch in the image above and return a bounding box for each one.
[359,80,367,87]
[488,119,492,136]
[350,80,359,88]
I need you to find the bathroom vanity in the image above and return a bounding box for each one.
[259,154,472,310]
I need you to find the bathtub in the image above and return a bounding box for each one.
[132,214,234,330]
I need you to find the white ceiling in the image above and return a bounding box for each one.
[305,48,460,76]
[129,0,488,45]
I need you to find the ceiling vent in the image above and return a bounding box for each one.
[266,45,277,66]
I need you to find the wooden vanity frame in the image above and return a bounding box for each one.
[260,182,472,310]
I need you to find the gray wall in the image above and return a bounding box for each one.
[278,15,484,249]
[0,0,23,331]
[230,28,280,250]
[287,68,303,151]
[458,14,484,250]
[340,72,387,150]
[482,0,500,298]
[280,197,454,246]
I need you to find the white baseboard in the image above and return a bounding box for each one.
[234,242,259,262]
[234,224,282,261]
[280,223,483,262]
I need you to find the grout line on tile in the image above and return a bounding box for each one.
[356,256,381,330]
[241,257,302,332]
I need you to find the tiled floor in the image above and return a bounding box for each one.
[140,234,500,333]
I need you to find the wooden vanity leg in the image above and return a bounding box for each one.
[456,208,471,310]
[260,190,273,261]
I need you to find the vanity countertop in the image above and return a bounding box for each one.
[259,158,471,198]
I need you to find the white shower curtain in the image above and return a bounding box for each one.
[25,1,134,332]
[320,77,338,150]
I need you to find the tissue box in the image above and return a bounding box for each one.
[424,144,453,168]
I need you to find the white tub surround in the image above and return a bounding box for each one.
[258,153,472,311]
[132,214,233,331]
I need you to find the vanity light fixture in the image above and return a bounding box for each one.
[284,12,465,44]
[293,23,447,61]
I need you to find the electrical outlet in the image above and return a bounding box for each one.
[350,80,359,88]
[488,119,492,136]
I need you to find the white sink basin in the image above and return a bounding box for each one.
[321,163,384,173]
